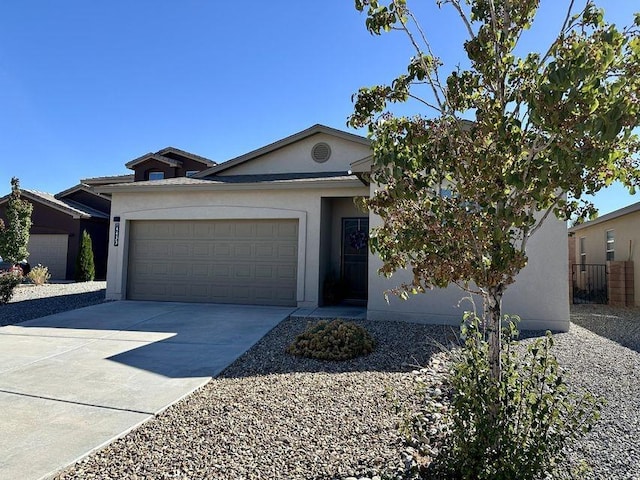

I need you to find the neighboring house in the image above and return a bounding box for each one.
[125,147,217,181]
[100,124,569,331]
[0,187,110,280]
[568,202,638,307]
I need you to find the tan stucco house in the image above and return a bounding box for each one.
[568,202,638,307]
[100,125,569,331]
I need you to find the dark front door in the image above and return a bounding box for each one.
[341,218,369,301]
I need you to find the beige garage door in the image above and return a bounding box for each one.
[27,234,68,279]
[127,219,298,306]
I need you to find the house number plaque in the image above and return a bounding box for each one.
[113,216,120,246]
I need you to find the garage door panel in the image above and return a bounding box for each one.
[27,234,68,280]
[127,220,298,306]
[193,243,210,256]
[213,244,232,256]
[234,264,252,278]
[234,244,252,257]
[255,265,273,279]
[172,243,191,257]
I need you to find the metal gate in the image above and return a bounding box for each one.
[572,264,608,304]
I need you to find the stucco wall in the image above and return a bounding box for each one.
[572,210,640,306]
[105,184,368,307]
[366,185,570,331]
[218,133,371,175]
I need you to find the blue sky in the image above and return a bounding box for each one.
[0,0,637,215]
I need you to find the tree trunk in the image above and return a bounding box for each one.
[484,284,505,459]
[484,285,504,384]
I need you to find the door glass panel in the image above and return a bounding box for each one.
[341,218,369,300]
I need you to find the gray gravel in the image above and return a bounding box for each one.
[4,285,636,480]
[558,305,640,480]
[0,281,107,326]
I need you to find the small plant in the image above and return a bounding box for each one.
[75,230,95,282]
[287,319,375,360]
[27,264,51,286]
[0,271,22,305]
[402,313,602,480]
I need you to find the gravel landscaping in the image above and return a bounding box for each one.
[0,281,107,326]
[3,284,639,479]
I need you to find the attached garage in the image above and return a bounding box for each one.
[126,219,298,306]
[27,234,69,279]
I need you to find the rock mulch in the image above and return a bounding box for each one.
[0,281,107,326]
[53,307,640,480]
[559,305,640,479]
[2,288,634,480]
[55,319,456,480]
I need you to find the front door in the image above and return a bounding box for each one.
[341,217,369,301]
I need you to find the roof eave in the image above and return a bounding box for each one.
[97,177,368,194]
[568,201,640,232]
[55,183,110,201]
[156,147,217,167]
[19,192,91,219]
[125,154,182,170]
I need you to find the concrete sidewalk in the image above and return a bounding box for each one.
[0,301,294,480]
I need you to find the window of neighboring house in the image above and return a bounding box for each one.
[186,170,199,177]
[580,237,586,272]
[148,171,164,181]
[606,229,615,261]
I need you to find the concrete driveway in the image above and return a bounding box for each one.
[0,301,295,480]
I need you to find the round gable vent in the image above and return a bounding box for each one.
[311,142,331,163]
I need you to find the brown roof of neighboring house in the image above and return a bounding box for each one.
[0,189,109,219]
[569,201,640,232]
[156,147,217,166]
[55,183,110,200]
[125,147,216,170]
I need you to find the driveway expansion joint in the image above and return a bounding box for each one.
[0,388,154,416]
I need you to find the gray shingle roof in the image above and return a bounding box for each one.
[80,174,134,185]
[202,171,356,183]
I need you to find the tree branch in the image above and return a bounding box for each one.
[448,0,475,40]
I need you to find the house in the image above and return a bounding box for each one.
[125,147,217,181]
[0,174,138,280]
[100,124,569,331]
[568,202,637,307]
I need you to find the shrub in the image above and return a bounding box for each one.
[287,319,375,360]
[27,264,51,286]
[75,230,95,282]
[0,271,22,304]
[402,314,602,480]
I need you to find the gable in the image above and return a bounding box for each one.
[215,133,371,177]
[59,189,111,214]
[55,184,112,213]
[127,149,216,182]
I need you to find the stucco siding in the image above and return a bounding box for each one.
[572,210,640,306]
[366,186,570,331]
[218,134,371,176]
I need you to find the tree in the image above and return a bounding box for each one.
[75,230,95,282]
[349,0,639,384]
[0,177,33,264]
